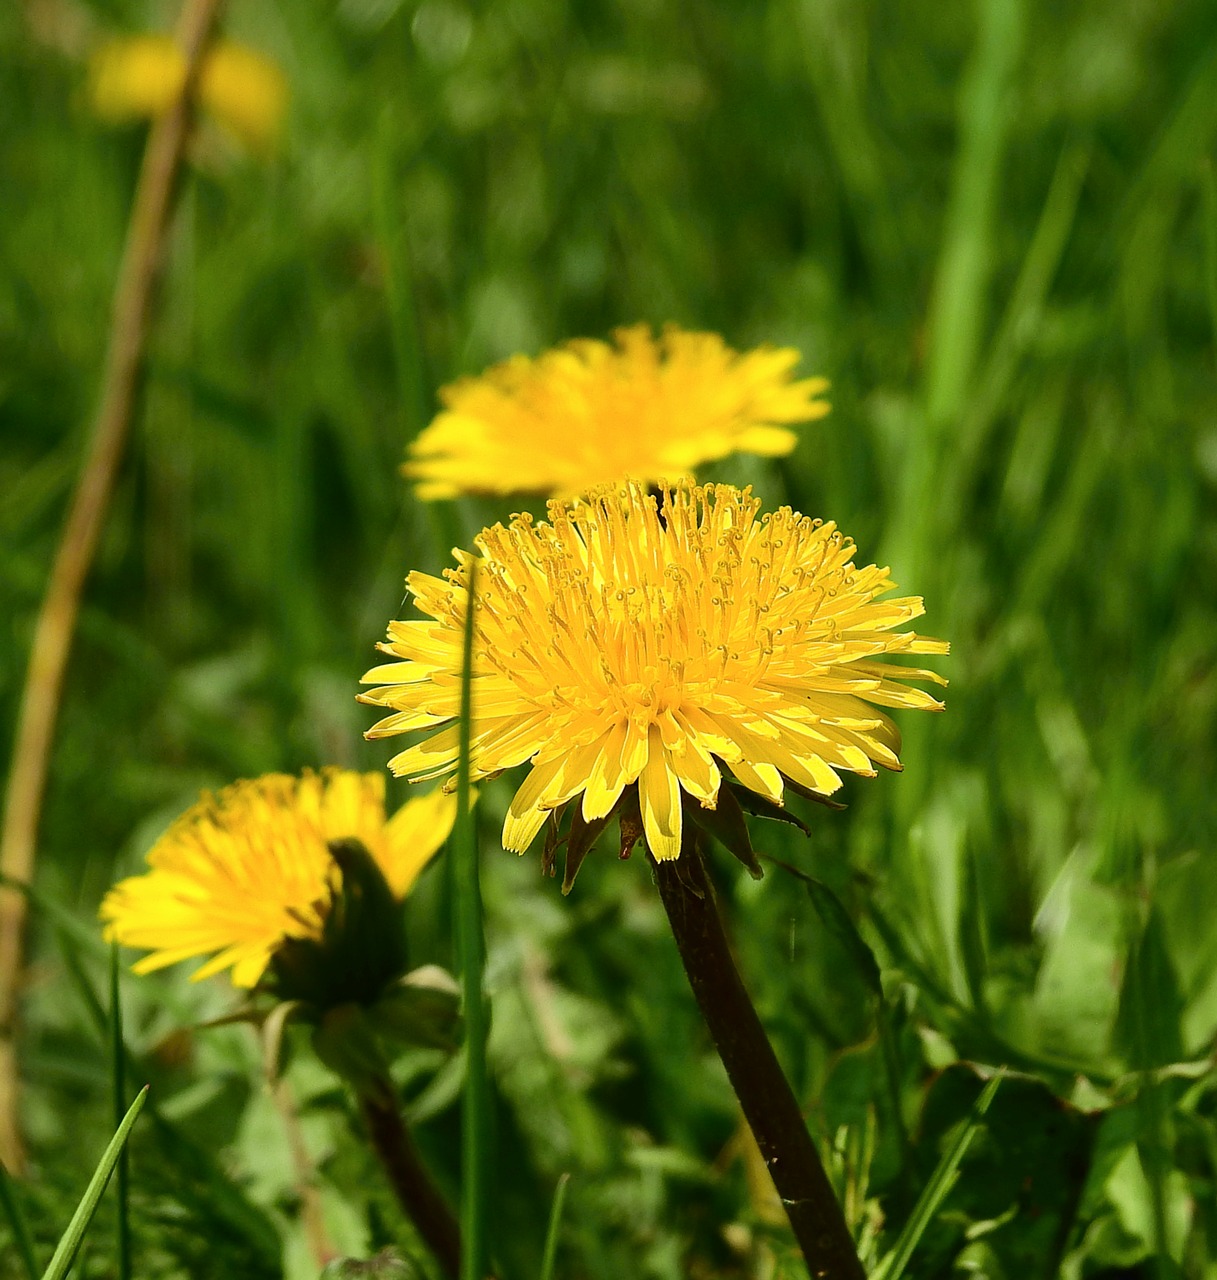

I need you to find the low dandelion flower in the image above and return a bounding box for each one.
[404,324,830,499]
[360,481,948,868]
[100,769,455,990]
[89,34,288,151]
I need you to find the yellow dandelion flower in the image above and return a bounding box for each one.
[89,34,288,152]
[100,770,455,989]
[404,325,830,500]
[360,481,947,866]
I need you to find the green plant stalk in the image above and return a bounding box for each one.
[109,946,131,1280]
[371,109,429,445]
[369,107,465,580]
[874,1074,1001,1280]
[453,560,489,1280]
[358,1081,462,1280]
[653,835,865,1280]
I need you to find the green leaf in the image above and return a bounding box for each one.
[1116,906,1185,1071]
[373,966,463,1052]
[957,844,989,1017]
[1032,848,1124,1066]
[873,1073,1002,1280]
[41,1086,149,1280]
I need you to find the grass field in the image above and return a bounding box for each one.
[3,0,1217,1276]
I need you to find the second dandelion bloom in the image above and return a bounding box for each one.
[100,769,456,991]
[360,481,947,865]
[405,325,830,499]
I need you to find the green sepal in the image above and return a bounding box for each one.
[684,787,763,879]
[728,782,812,835]
[782,777,847,811]
[311,1003,393,1104]
[270,838,408,1011]
[371,965,462,1052]
[563,807,612,894]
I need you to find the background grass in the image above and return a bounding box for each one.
[3,0,1217,1276]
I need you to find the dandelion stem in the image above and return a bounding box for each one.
[653,835,866,1280]
[359,1083,462,1280]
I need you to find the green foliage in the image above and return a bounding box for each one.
[4,0,1217,1276]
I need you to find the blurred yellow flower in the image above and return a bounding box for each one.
[89,34,288,151]
[100,770,455,988]
[360,481,947,864]
[404,325,830,500]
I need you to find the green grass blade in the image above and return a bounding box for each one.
[40,1086,149,1280]
[453,560,489,1280]
[873,1073,1002,1280]
[109,944,132,1280]
[950,138,1091,497]
[371,105,429,442]
[53,928,281,1264]
[1202,158,1217,371]
[0,1156,41,1280]
[538,1173,570,1280]
[892,0,1025,585]
[923,0,1025,428]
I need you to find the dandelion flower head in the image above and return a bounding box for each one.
[360,481,947,865]
[404,325,830,500]
[100,770,455,988]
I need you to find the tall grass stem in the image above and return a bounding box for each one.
[454,558,489,1280]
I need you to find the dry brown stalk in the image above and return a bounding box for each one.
[0,0,226,1171]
